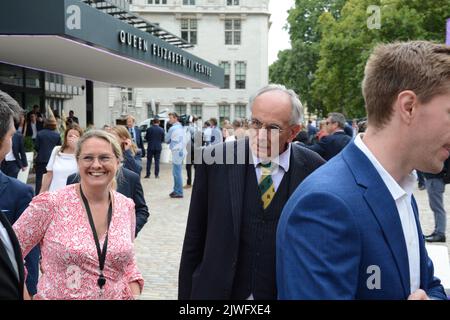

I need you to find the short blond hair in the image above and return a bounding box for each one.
[362,41,450,129]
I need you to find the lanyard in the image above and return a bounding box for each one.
[80,186,113,290]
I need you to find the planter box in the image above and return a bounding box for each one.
[17,152,34,184]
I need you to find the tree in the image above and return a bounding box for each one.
[270,0,450,119]
[270,0,347,116]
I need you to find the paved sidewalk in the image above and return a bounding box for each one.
[135,162,450,300]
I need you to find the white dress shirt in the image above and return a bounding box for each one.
[252,144,291,191]
[354,134,420,293]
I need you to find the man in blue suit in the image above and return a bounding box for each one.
[1,124,28,179]
[144,118,165,179]
[277,41,449,300]
[126,115,145,174]
[306,112,351,160]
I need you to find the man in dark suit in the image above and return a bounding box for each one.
[306,112,351,160]
[34,118,61,194]
[144,118,165,178]
[1,124,28,179]
[0,89,26,299]
[67,110,79,124]
[277,41,448,300]
[126,115,145,173]
[67,166,149,236]
[178,84,325,300]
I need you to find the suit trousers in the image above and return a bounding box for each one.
[425,177,447,235]
[34,162,47,194]
[146,149,161,177]
[1,161,20,179]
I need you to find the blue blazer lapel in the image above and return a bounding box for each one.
[343,143,411,297]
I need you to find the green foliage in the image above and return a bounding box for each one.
[269,0,450,119]
[23,136,34,153]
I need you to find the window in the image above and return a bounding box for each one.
[227,0,239,5]
[175,103,187,115]
[183,0,195,5]
[219,61,230,89]
[181,19,197,45]
[235,61,246,89]
[225,19,241,45]
[147,102,160,118]
[127,88,133,101]
[148,0,167,3]
[190,104,202,118]
[219,104,230,126]
[235,104,247,119]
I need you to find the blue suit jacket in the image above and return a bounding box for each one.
[0,171,34,224]
[34,129,61,164]
[306,131,351,161]
[145,125,165,151]
[131,126,145,157]
[12,131,28,169]
[277,142,446,300]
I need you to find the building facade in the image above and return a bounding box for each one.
[0,0,222,129]
[111,0,270,125]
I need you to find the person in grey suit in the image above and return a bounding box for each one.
[178,84,325,300]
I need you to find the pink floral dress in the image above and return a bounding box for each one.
[13,184,144,300]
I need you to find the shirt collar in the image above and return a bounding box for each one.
[252,143,291,173]
[354,134,416,200]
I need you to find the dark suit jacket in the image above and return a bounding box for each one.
[178,139,326,299]
[130,126,145,157]
[277,142,447,299]
[0,172,31,299]
[145,125,165,151]
[34,129,61,164]
[11,131,28,169]
[25,121,43,137]
[306,131,351,161]
[66,167,149,236]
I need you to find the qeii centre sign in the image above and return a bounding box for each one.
[118,30,212,77]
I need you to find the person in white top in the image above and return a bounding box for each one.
[277,41,449,300]
[40,124,83,193]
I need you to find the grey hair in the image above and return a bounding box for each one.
[327,112,346,129]
[0,90,23,146]
[248,84,303,125]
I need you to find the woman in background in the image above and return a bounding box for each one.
[40,124,83,192]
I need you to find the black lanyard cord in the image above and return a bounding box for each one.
[80,185,113,289]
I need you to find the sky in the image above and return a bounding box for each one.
[268,0,295,66]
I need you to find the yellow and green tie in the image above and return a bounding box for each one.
[258,162,275,210]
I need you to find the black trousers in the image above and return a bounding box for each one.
[1,161,20,179]
[146,149,161,177]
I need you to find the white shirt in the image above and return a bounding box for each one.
[46,147,78,192]
[354,134,420,293]
[0,218,19,279]
[31,122,37,139]
[5,148,15,162]
[252,144,291,192]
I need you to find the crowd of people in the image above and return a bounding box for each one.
[0,40,449,300]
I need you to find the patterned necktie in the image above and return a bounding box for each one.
[129,127,135,142]
[258,162,275,210]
